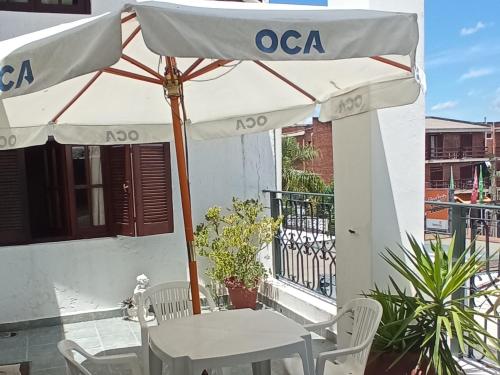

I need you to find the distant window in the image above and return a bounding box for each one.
[0,0,91,14]
[486,132,492,139]
[430,165,443,182]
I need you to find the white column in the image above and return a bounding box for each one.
[332,0,424,347]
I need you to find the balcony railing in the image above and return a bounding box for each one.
[265,190,336,299]
[426,146,488,160]
[425,201,500,369]
[427,178,491,190]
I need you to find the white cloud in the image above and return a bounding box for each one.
[461,21,486,36]
[431,101,458,111]
[426,43,500,69]
[459,68,494,81]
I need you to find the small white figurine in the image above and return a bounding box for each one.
[127,274,154,322]
[134,274,150,296]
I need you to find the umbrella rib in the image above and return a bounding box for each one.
[370,56,412,72]
[51,71,103,123]
[51,25,142,123]
[121,54,164,80]
[183,58,204,77]
[102,67,163,85]
[181,60,233,82]
[122,26,141,49]
[121,13,136,24]
[253,61,316,103]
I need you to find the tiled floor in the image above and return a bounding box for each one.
[0,317,495,375]
[0,318,141,375]
[0,316,336,375]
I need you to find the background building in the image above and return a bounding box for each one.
[425,117,490,193]
[282,118,333,185]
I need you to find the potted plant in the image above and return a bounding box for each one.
[195,198,281,309]
[121,297,138,320]
[365,235,499,375]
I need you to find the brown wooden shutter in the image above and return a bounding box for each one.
[107,145,135,236]
[132,144,174,236]
[0,150,30,244]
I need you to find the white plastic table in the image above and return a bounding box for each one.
[148,308,314,375]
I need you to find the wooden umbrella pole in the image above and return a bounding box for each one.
[164,57,202,315]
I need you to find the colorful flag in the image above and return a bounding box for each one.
[479,165,484,203]
[471,166,478,204]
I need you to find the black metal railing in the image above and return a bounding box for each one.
[264,190,336,299]
[425,201,500,368]
[426,146,488,160]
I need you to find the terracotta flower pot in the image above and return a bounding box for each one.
[365,352,435,375]
[225,277,258,309]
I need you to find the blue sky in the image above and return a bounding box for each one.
[426,1,500,121]
[271,0,500,122]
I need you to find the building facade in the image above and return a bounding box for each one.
[425,117,490,193]
[282,118,334,185]
[0,0,426,328]
[0,1,276,324]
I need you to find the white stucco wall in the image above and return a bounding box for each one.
[0,133,276,324]
[331,0,425,315]
[0,1,277,323]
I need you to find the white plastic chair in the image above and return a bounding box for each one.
[58,339,142,375]
[283,298,382,375]
[137,281,217,375]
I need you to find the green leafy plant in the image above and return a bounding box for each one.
[195,198,281,289]
[367,234,500,375]
[282,136,327,193]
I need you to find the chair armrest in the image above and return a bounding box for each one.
[303,312,343,333]
[89,353,142,375]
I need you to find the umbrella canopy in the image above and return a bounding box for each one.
[0,0,421,149]
[0,0,422,313]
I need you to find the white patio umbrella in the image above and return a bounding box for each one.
[0,0,422,313]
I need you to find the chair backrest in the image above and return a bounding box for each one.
[344,298,383,368]
[138,281,216,324]
[57,340,93,375]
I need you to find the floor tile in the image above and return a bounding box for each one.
[31,366,67,375]
[63,321,97,331]
[28,343,66,371]
[0,331,28,352]
[99,332,138,350]
[95,319,132,337]
[29,326,65,346]
[63,326,99,341]
[0,346,28,365]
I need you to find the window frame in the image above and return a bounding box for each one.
[0,0,91,15]
[65,145,111,239]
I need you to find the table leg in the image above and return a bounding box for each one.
[302,335,315,375]
[251,360,271,375]
[149,347,162,375]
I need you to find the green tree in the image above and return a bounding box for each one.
[282,136,326,192]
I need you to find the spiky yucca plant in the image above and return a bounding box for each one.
[367,235,499,375]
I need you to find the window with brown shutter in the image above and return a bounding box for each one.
[0,141,173,246]
[133,144,174,236]
[106,143,174,237]
[0,150,30,244]
[107,145,135,236]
